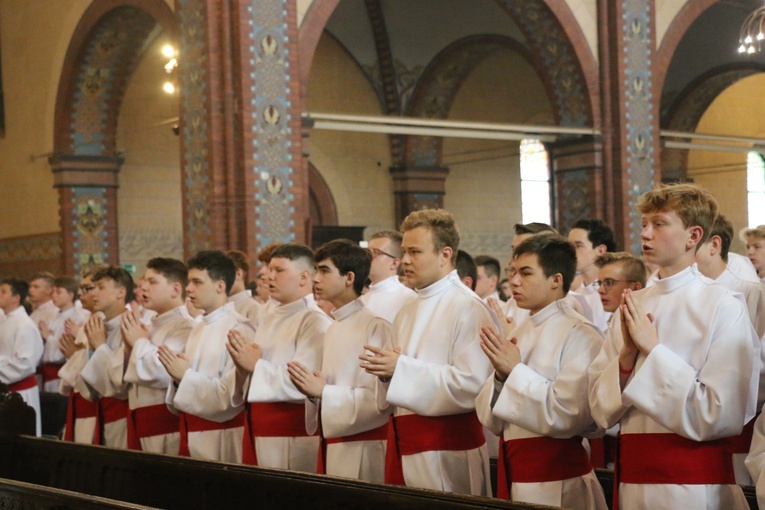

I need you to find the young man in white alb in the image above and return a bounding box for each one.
[227,243,331,472]
[58,267,101,443]
[476,233,606,509]
[122,257,195,454]
[695,213,765,485]
[360,230,415,323]
[0,278,43,436]
[29,272,59,330]
[288,239,392,482]
[226,250,261,324]
[589,183,759,509]
[77,266,134,448]
[360,209,497,496]
[568,218,617,332]
[159,250,256,463]
[38,276,88,392]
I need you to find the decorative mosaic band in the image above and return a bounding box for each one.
[0,233,62,279]
[70,187,111,273]
[178,0,213,254]
[622,0,657,254]
[495,0,591,127]
[246,0,297,246]
[70,7,155,155]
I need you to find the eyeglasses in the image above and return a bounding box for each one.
[368,248,398,260]
[79,285,95,293]
[594,278,633,291]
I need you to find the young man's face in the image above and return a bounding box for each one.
[0,284,19,313]
[508,252,561,314]
[313,258,349,305]
[747,236,765,275]
[79,276,96,312]
[185,268,223,314]
[568,228,602,273]
[367,237,398,284]
[640,210,696,272]
[28,278,52,305]
[133,280,148,305]
[268,257,308,304]
[143,268,178,313]
[401,226,448,290]
[256,265,270,300]
[91,278,124,313]
[51,286,74,309]
[597,263,636,313]
[475,266,496,299]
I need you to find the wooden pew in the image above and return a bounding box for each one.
[0,477,160,510]
[0,435,555,510]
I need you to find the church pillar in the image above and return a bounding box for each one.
[548,136,604,235]
[598,0,660,252]
[176,0,234,256]
[389,165,450,227]
[49,154,123,275]
[236,0,308,252]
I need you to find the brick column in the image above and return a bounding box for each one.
[599,0,660,252]
[390,165,449,227]
[548,136,604,235]
[49,154,123,275]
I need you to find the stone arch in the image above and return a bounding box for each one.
[404,35,549,167]
[51,0,178,273]
[655,0,719,98]
[299,0,597,128]
[661,62,765,180]
[308,162,339,226]
[54,0,178,156]
[493,0,598,127]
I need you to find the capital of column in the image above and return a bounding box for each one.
[389,165,450,225]
[48,154,124,188]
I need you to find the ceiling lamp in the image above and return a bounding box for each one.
[739,6,765,54]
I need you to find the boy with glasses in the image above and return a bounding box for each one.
[360,230,415,323]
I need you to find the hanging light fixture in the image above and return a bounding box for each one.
[739,6,765,54]
[162,44,178,94]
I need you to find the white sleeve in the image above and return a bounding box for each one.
[746,412,765,506]
[622,298,757,440]
[0,322,43,383]
[386,305,493,415]
[588,308,631,430]
[79,343,128,399]
[247,313,329,403]
[475,375,506,436]
[320,319,392,438]
[491,325,602,438]
[124,322,192,389]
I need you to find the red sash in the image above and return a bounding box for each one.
[126,403,180,450]
[588,435,618,468]
[241,402,315,465]
[8,374,37,392]
[384,411,486,486]
[317,423,388,474]
[63,392,99,443]
[496,436,592,499]
[729,416,757,453]
[178,411,245,457]
[41,363,64,384]
[613,433,736,510]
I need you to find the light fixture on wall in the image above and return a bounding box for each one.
[162,44,178,94]
[739,6,765,54]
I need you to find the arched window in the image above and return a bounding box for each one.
[747,151,765,227]
[519,139,551,225]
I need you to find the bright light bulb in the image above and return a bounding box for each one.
[163,82,176,94]
[162,45,175,58]
[740,44,747,53]
[746,35,754,44]
[164,58,178,72]
[758,32,764,41]
[748,45,756,54]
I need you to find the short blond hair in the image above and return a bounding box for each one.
[636,183,717,245]
[595,252,648,287]
[740,225,765,243]
[400,209,459,263]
